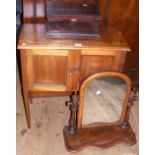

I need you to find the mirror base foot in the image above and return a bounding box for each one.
[63,124,136,152]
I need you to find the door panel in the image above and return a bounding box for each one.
[27,49,81,92]
[81,53,122,81]
[33,55,67,85]
[27,50,69,91]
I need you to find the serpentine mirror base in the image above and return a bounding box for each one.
[63,123,136,152]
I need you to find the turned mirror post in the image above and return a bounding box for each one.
[66,92,79,134]
[122,88,138,129]
[68,92,79,134]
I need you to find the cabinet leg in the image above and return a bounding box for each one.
[68,92,79,134]
[20,51,31,128]
[23,93,31,128]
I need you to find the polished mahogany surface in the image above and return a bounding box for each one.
[18,24,130,51]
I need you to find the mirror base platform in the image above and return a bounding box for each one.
[63,124,136,152]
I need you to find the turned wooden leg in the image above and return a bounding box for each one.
[20,51,31,128]
[122,88,138,129]
[67,92,79,134]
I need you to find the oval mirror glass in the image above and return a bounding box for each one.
[82,77,127,125]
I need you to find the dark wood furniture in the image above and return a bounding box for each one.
[18,23,130,128]
[45,1,102,39]
[63,72,137,152]
[46,1,101,22]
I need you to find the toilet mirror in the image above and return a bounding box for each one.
[78,72,131,128]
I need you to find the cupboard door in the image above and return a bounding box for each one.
[27,50,81,92]
[28,50,68,91]
[81,50,125,81]
[27,50,68,91]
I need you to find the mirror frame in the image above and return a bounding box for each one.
[77,71,131,129]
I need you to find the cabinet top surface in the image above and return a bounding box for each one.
[18,24,130,51]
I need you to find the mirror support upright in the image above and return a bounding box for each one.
[66,92,79,134]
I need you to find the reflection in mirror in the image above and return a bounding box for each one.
[82,77,127,125]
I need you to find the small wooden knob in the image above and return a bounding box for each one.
[68,67,73,74]
[65,101,72,107]
[74,64,80,73]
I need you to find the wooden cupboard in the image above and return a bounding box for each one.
[18,24,130,128]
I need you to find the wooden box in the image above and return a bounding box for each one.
[45,1,102,39]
